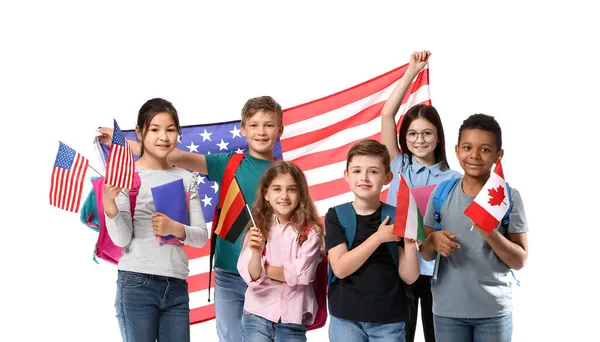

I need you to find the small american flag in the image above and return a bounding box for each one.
[105,119,135,189]
[49,142,89,213]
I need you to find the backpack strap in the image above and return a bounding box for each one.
[328,202,398,284]
[334,203,357,249]
[329,203,355,284]
[128,172,141,215]
[208,153,245,302]
[502,182,520,286]
[502,182,512,229]
[432,178,461,232]
[381,203,398,265]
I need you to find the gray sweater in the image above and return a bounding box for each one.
[105,167,208,279]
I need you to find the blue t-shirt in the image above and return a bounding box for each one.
[386,153,461,275]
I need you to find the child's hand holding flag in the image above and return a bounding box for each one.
[464,159,510,234]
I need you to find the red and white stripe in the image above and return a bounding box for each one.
[49,154,89,213]
[187,222,215,323]
[281,64,431,214]
[105,141,135,189]
[185,64,431,324]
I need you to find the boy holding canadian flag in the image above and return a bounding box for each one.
[419,114,529,342]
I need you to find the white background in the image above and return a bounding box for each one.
[1,1,597,341]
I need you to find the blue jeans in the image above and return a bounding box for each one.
[433,314,512,342]
[115,270,190,342]
[214,269,248,342]
[329,315,406,342]
[241,311,307,342]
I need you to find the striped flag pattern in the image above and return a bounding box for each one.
[97,63,430,324]
[49,142,89,213]
[105,119,135,189]
[212,177,250,242]
[281,64,431,214]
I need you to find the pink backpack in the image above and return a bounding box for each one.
[302,229,328,331]
[84,173,183,265]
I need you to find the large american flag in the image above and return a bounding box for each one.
[281,64,430,212]
[105,119,135,189]
[97,63,430,324]
[50,142,89,213]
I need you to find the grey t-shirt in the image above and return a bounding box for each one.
[423,178,528,318]
[105,167,208,279]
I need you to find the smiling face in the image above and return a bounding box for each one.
[455,128,503,180]
[344,155,393,201]
[240,110,283,158]
[405,117,439,163]
[263,172,299,224]
[137,112,179,160]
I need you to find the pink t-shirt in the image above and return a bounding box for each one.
[237,217,321,325]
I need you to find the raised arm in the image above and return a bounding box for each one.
[381,50,431,161]
[98,127,208,174]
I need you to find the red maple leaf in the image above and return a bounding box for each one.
[487,185,507,206]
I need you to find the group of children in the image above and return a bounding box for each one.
[98,50,529,342]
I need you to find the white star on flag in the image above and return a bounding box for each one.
[199,129,212,141]
[210,182,219,194]
[196,175,206,184]
[229,125,241,138]
[186,141,199,153]
[201,194,212,207]
[216,139,229,150]
[235,147,245,154]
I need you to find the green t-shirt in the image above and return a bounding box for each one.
[205,152,273,273]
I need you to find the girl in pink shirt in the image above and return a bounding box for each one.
[237,161,324,342]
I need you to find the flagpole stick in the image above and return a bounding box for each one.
[88,164,104,177]
[470,225,474,231]
[246,204,257,227]
[87,164,127,197]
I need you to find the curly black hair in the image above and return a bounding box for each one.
[458,114,502,151]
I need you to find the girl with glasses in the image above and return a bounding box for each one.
[380,51,461,342]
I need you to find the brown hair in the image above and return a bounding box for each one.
[398,104,450,170]
[136,98,181,156]
[346,139,391,173]
[251,161,324,245]
[240,96,283,127]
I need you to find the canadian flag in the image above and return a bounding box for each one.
[464,160,510,233]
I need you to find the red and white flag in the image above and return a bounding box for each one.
[105,119,135,189]
[281,64,431,210]
[97,64,432,324]
[49,142,89,213]
[464,160,510,233]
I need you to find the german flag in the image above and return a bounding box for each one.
[212,153,249,243]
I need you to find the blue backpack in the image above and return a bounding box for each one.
[431,178,520,285]
[328,202,397,284]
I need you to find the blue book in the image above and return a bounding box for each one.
[151,178,188,243]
